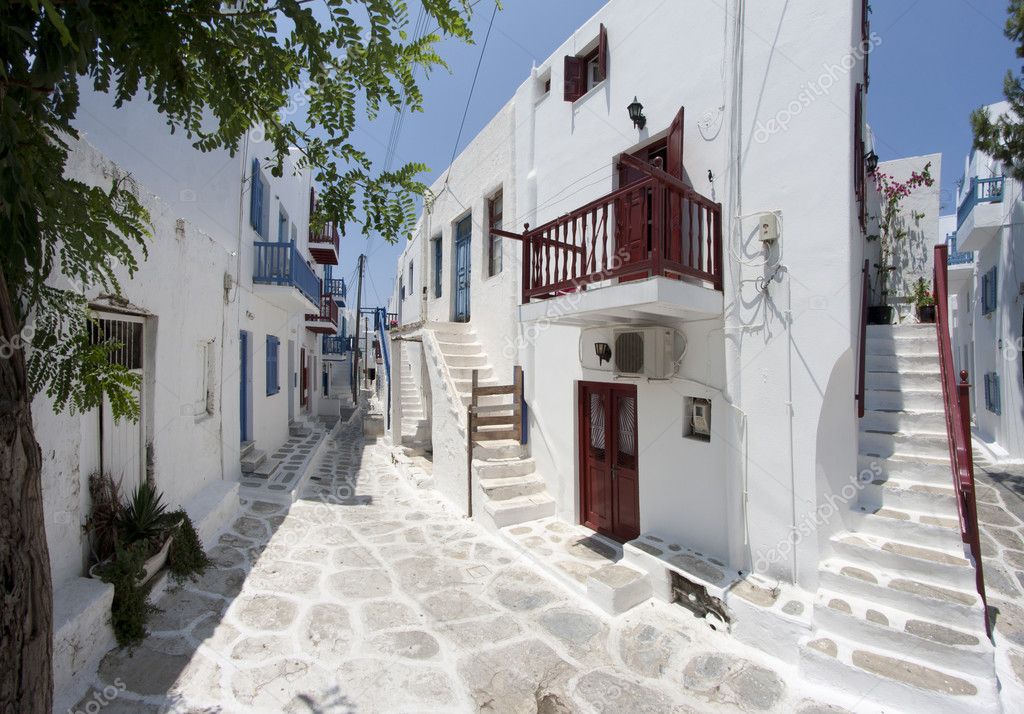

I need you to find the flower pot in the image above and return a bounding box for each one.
[867,305,894,325]
[88,535,173,586]
[917,305,936,323]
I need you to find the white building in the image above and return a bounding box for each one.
[947,101,1024,463]
[42,89,348,706]
[388,1,1005,709]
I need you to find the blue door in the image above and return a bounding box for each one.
[239,331,248,441]
[454,215,472,322]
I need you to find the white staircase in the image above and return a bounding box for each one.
[240,440,279,478]
[399,357,430,447]
[800,324,997,713]
[473,439,555,529]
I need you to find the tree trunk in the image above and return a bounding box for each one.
[0,266,53,713]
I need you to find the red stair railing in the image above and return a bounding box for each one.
[933,243,989,635]
[856,259,869,418]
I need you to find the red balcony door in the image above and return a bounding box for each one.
[614,107,684,280]
[578,382,640,542]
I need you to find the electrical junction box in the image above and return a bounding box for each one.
[759,213,779,243]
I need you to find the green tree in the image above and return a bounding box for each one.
[971,0,1024,179]
[0,1,473,709]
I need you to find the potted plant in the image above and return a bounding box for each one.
[88,481,180,584]
[868,163,935,324]
[912,278,936,323]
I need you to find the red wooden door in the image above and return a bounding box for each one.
[579,382,640,542]
[300,347,308,407]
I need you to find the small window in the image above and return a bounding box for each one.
[984,372,1001,414]
[409,261,414,294]
[488,190,503,277]
[266,335,280,396]
[278,207,289,243]
[563,23,607,102]
[432,236,443,298]
[249,158,264,237]
[196,339,215,416]
[399,276,405,302]
[982,267,998,315]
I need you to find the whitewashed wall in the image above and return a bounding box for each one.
[38,138,237,586]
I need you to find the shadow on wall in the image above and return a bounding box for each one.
[813,349,858,563]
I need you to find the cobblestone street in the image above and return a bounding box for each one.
[72,419,848,714]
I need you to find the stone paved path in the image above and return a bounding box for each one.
[74,419,847,714]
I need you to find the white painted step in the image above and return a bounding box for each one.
[433,331,479,343]
[812,589,991,677]
[483,492,556,528]
[866,369,941,391]
[473,440,526,461]
[241,448,266,473]
[799,632,997,714]
[866,353,940,372]
[859,429,949,460]
[861,408,947,435]
[445,354,489,368]
[449,366,494,380]
[437,342,482,356]
[865,387,943,411]
[479,474,547,501]
[473,457,536,479]
[817,558,982,631]
[859,476,957,513]
[829,532,974,589]
[858,453,953,486]
[847,507,962,551]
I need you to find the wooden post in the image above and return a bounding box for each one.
[513,365,523,443]
[958,370,974,477]
[521,223,531,304]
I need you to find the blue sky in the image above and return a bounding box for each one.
[339,0,1018,307]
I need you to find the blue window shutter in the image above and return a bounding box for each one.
[992,266,998,312]
[993,373,1001,415]
[250,158,260,232]
[266,335,279,395]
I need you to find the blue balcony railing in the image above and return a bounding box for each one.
[946,232,973,266]
[253,241,320,306]
[326,278,347,302]
[323,335,348,354]
[957,176,1004,228]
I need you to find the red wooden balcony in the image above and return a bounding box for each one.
[305,293,339,334]
[308,221,340,265]
[516,157,722,304]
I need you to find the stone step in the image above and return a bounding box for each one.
[586,564,653,615]
[857,453,953,486]
[444,354,489,368]
[252,456,280,478]
[861,408,947,435]
[240,440,256,459]
[859,475,957,513]
[473,439,526,461]
[433,330,479,343]
[799,633,995,714]
[437,341,483,356]
[830,533,974,589]
[483,492,556,528]
[865,353,940,373]
[473,457,536,479]
[818,558,982,631]
[428,321,475,334]
[866,332,937,357]
[866,323,935,336]
[453,376,499,393]
[812,589,991,677]
[859,429,949,460]
[847,507,962,551]
[461,394,509,408]
[449,366,494,381]
[865,369,941,391]
[479,474,547,501]
[289,421,311,437]
[240,448,266,473]
[865,387,944,412]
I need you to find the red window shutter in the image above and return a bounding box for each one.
[597,23,608,82]
[309,186,316,215]
[564,55,585,102]
[667,107,685,178]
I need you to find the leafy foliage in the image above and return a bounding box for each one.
[167,509,211,583]
[1,0,476,422]
[85,472,124,564]
[972,0,1024,180]
[911,278,935,308]
[117,482,179,548]
[869,163,934,305]
[96,540,154,647]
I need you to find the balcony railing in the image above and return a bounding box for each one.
[253,241,320,306]
[518,158,722,303]
[323,335,348,354]
[305,293,339,333]
[946,232,973,266]
[957,176,1004,228]
[308,221,341,265]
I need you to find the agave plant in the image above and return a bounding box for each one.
[117,482,179,548]
[86,472,124,564]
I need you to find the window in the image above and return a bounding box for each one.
[399,276,405,302]
[278,208,289,243]
[982,266,998,315]
[563,23,607,102]
[432,236,442,298]
[854,84,866,232]
[195,339,216,416]
[984,372,1001,414]
[409,261,414,296]
[488,190,503,276]
[249,159,269,238]
[266,335,280,396]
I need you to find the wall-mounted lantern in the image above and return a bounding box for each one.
[865,150,879,173]
[594,342,612,365]
[627,97,647,130]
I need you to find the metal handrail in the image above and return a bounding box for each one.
[933,243,989,636]
[856,259,868,418]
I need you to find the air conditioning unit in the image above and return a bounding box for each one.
[612,327,677,379]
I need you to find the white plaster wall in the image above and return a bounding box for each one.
[391,0,865,588]
[876,154,943,319]
[38,138,237,586]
